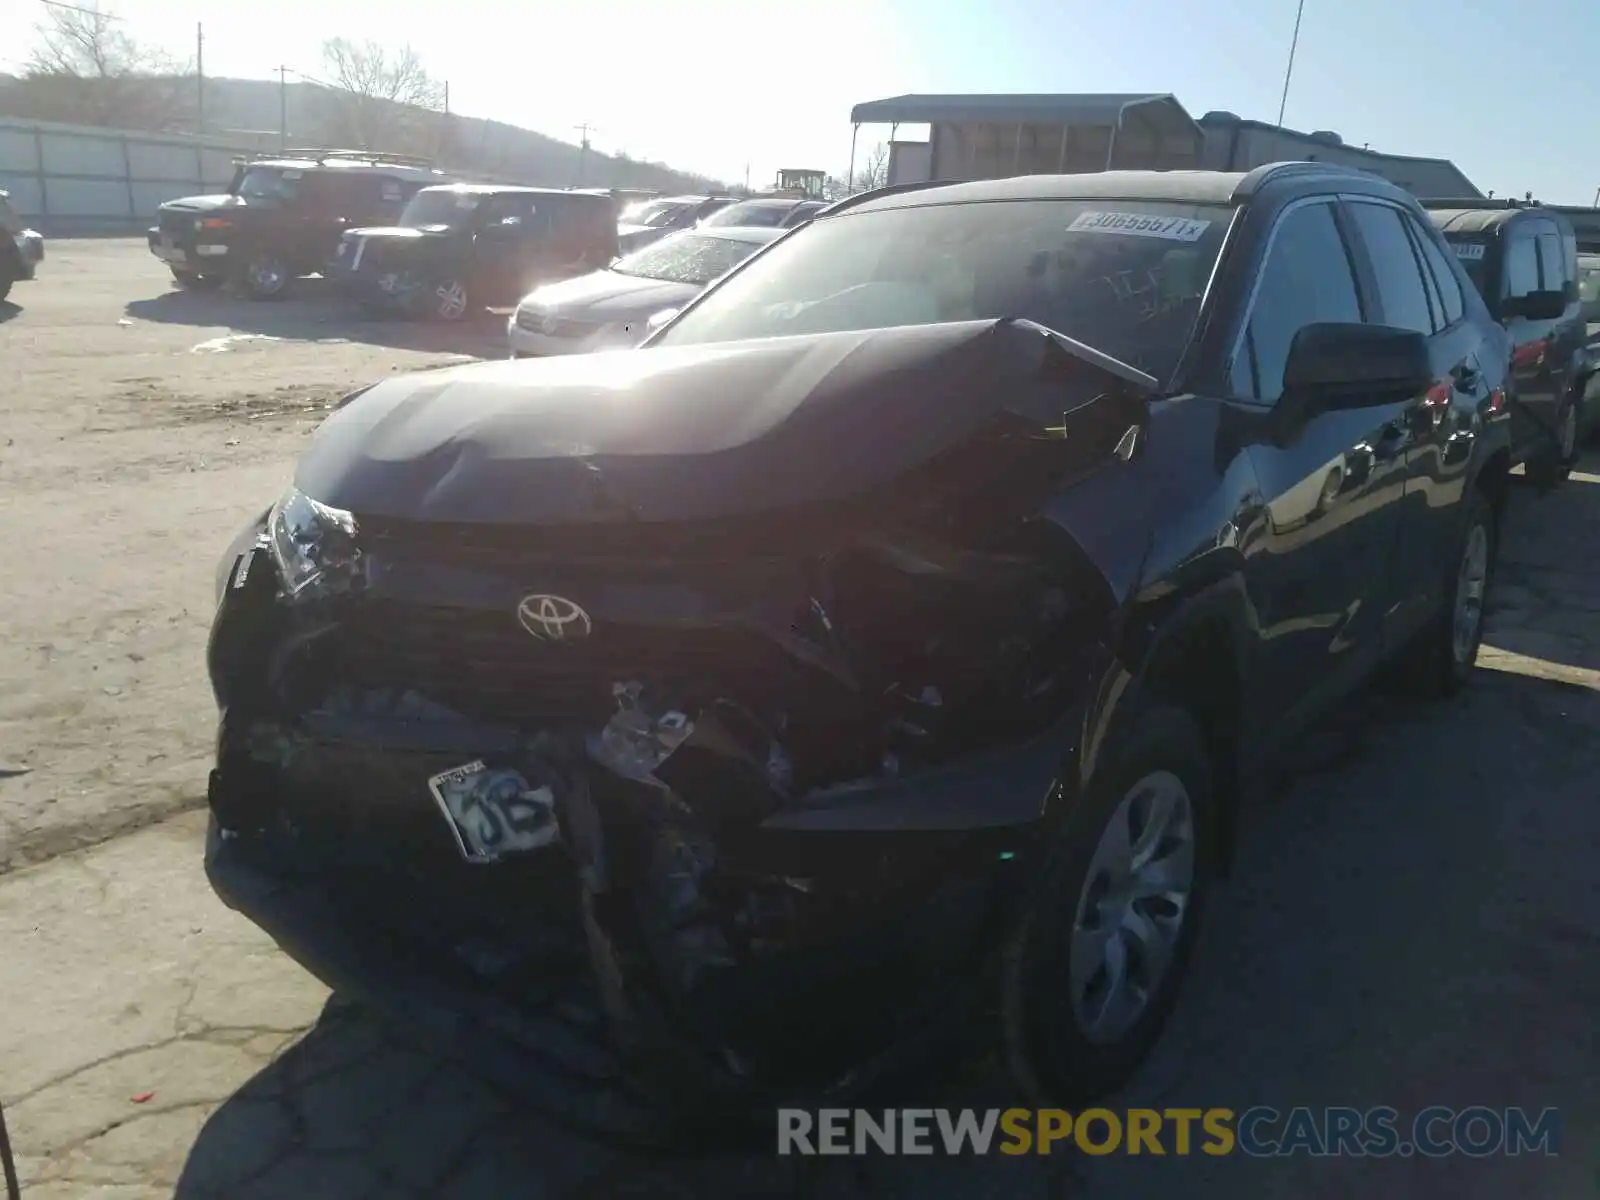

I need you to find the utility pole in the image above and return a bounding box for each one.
[1276,0,1307,127]
[278,66,288,150]
[574,122,595,187]
[195,22,204,136]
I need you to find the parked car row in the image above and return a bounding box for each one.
[205,161,1539,1143]
[144,150,801,343]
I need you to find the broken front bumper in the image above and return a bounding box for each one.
[203,696,1075,1139]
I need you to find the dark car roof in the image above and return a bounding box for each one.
[1425,205,1577,236]
[247,157,441,178]
[414,183,600,199]
[834,163,1412,216]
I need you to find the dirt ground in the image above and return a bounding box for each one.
[0,240,1596,1198]
[0,239,505,871]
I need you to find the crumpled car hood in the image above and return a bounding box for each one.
[295,319,1149,528]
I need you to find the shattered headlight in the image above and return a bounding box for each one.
[266,486,363,600]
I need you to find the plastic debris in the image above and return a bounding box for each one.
[130,1092,154,1104]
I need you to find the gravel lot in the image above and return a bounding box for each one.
[0,239,1595,1198]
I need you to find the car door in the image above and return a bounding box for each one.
[1537,224,1584,426]
[1231,197,1415,731]
[1342,198,1490,645]
[471,194,545,304]
[1498,220,1557,457]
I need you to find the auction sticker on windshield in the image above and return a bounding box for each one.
[1452,242,1487,261]
[1068,211,1212,242]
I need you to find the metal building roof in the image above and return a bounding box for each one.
[848,93,1198,135]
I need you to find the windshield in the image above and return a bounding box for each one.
[235,167,299,202]
[1444,236,1489,293]
[701,201,789,228]
[652,199,1233,381]
[621,199,695,228]
[1578,258,1600,321]
[400,190,479,228]
[612,231,768,286]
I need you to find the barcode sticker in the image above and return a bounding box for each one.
[1067,211,1212,242]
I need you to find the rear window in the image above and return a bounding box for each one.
[1444,236,1489,293]
[1578,258,1600,320]
[652,198,1234,383]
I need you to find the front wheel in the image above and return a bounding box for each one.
[0,254,15,303]
[1001,704,1214,1104]
[231,252,291,301]
[429,278,472,322]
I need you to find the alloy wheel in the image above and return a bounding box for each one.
[1068,770,1196,1045]
[1452,522,1490,665]
[434,280,469,321]
[247,256,286,296]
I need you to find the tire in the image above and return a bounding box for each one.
[170,268,223,291]
[1001,704,1215,1104]
[429,277,472,322]
[0,254,15,304]
[1391,486,1495,698]
[231,252,291,301]
[1525,398,1577,488]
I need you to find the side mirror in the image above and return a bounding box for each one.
[1500,289,1566,321]
[1281,322,1433,414]
[644,307,680,335]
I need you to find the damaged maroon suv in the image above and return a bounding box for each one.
[204,164,1513,1140]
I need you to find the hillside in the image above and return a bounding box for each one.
[0,72,727,194]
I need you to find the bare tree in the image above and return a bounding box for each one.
[860,142,890,190]
[314,38,445,156]
[18,2,187,131]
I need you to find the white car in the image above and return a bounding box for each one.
[508,225,782,357]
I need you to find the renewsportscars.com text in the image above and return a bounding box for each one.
[776,1106,1561,1158]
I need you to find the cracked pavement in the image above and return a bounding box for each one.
[1,243,1597,1197]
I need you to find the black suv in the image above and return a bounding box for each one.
[148,150,448,299]
[0,188,44,302]
[1424,200,1589,484]
[326,184,619,321]
[202,164,1512,1140]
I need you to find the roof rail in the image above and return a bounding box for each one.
[251,147,437,169]
[815,179,960,218]
[1416,196,1536,211]
[1232,160,1375,199]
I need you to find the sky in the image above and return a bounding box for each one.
[2,0,1597,202]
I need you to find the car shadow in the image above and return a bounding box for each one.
[123,276,510,358]
[0,300,20,324]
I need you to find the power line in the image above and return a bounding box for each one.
[36,0,123,18]
[1276,0,1308,127]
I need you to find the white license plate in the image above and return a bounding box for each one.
[426,760,559,864]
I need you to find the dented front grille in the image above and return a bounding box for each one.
[329,598,826,730]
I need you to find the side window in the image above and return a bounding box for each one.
[1409,217,1465,327]
[1503,233,1539,300]
[1236,201,1363,404]
[1536,227,1567,293]
[1345,202,1433,334]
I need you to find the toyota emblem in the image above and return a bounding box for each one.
[516,594,592,641]
[540,314,559,335]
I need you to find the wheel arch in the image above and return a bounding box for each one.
[1103,571,1254,877]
